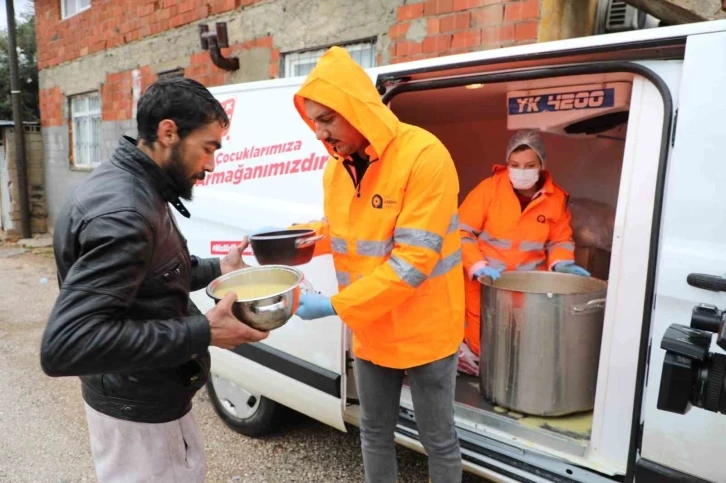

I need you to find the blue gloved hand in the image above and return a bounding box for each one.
[474,266,504,281]
[553,261,591,277]
[295,293,336,320]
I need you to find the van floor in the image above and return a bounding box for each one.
[451,374,593,457]
[400,374,593,457]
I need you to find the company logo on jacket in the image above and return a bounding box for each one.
[372,193,398,210]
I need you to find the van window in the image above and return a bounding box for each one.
[283,41,376,78]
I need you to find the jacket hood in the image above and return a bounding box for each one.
[294,46,398,159]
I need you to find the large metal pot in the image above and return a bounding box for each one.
[206,265,313,331]
[478,271,607,417]
[249,229,324,266]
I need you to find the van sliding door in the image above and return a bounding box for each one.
[638,31,726,483]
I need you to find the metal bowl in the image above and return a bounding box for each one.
[206,265,307,331]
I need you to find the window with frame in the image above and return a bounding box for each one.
[282,41,377,78]
[157,68,185,80]
[70,92,102,170]
[62,0,91,19]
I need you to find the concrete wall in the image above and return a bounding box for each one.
[663,0,726,20]
[538,0,599,42]
[36,0,594,227]
[3,126,48,235]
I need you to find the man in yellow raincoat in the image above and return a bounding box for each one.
[290,47,465,483]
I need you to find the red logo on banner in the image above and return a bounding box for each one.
[210,241,252,256]
[220,98,236,141]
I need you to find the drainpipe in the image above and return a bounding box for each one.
[5,0,31,238]
[199,23,240,72]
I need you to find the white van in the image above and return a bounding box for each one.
[176,19,726,483]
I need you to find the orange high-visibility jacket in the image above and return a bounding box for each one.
[292,47,464,369]
[459,165,575,355]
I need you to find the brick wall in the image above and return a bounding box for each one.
[102,67,156,122]
[39,88,64,127]
[36,0,560,130]
[186,35,280,86]
[39,67,157,129]
[389,0,541,63]
[101,71,134,122]
[36,34,279,129]
[35,0,263,70]
[5,127,48,235]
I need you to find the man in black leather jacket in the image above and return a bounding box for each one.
[41,77,268,482]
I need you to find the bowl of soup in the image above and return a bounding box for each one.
[206,265,311,331]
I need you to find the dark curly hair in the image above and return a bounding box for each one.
[136,77,229,145]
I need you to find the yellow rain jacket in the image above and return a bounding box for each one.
[293,47,464,369]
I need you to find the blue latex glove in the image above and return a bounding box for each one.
[553,261,591,277]
[295,293,336,320]
[474,266,503,281]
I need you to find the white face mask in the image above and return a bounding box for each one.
[508,168,540,190]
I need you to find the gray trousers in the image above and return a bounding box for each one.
[355,353,462,483]
[84,403,206,483]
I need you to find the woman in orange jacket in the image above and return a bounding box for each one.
[457,130,590,376]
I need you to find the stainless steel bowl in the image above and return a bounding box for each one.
[206,265,306,331]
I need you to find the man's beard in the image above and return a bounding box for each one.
[163,144,198,201]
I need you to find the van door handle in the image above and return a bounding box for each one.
[687,273,726,292]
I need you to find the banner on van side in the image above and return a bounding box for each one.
[210,241,253,256]
[196,147,330,187]
[195,94,331,189]
[175,85,329,263]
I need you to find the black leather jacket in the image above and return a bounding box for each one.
[42,136,221,423]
